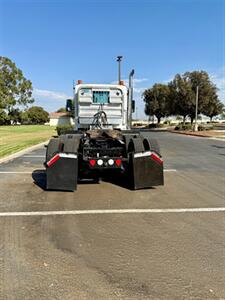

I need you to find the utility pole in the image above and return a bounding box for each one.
[194,86,199,132]
[117,56,123,83]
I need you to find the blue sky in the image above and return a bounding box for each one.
[0,0,224,118]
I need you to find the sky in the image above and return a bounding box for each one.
[0,0,224,119]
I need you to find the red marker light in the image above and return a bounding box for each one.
[115,159,122,167]
[150,153,163,165]
[90,159,96,167]
[47,154,60,167]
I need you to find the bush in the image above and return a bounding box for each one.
[27,106,49,124]
[175,124,192,131]
[148,123,157,128]
[198,125,213,131]
[56,124,74,135]
[157,123,167,128]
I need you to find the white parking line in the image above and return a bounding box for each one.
[0,171,45,174]
[0,207,224,217]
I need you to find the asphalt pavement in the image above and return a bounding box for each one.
[0,132,225,300]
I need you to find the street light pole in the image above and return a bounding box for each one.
[194,86,199,132]
[116,56,123,83]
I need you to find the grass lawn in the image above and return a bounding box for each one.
[0,125,56,158]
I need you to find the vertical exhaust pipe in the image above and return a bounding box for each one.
[128,69,135,130]
[117,56,123,84]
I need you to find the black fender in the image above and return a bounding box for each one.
[128,136,164,189]
[45,134,82,191]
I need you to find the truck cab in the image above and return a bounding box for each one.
[73,82,129,130]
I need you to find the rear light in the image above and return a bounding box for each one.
[150,153,163,165]
[77,79,83,84]
[108,159,114,166]
[97,159,103,166]
[90,159,96,167]
[115,159,122,167]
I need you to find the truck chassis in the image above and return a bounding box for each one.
[45,129,164,191]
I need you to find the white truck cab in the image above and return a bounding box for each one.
[73,82,129,130]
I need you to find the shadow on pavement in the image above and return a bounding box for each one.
[102,175,131,190]
[102,175,155,191]
[32,169,46,190]
[32,170,155,191]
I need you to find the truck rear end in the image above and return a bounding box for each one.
[45,73,164,191]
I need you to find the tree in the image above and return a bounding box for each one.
[57,107,67,113]
[203,97,224,121]
[183,71,220,123]
[168,74,194,124]
[20,111,29,125]
[26,106,49,124]
[0,109,10,125]
[143,84,170,123]
[220,112,225,120]
[0,56,34,113]
[8,108,22,124]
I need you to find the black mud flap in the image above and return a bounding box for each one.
[46,153,78,191]
[130,151,164,190]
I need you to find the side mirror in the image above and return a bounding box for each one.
[132,100,135,113]
[66,99,73,112]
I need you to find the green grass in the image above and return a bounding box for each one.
[0,125,56,158]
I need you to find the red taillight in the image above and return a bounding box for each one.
[115,159,122,167]
[150,153,163,165]
[90,159,96,167]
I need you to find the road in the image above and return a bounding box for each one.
[0,132,224,300]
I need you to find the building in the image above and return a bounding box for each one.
[49,112,74,126]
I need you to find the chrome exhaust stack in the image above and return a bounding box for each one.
[128,69,135,130]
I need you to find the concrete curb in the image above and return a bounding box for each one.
[0,141,49,165]
[169,130,211,138]
[169,130,225,141]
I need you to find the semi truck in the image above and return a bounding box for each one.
[45,66,164,191]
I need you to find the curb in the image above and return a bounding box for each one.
[169,130,225,141]
[0,141,49,165]
[169,130,210,138]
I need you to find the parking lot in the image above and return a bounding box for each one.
[0,131,225,299]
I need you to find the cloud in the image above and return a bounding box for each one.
[132,78,148,84]
[111,78,149,95]
[210,72,225,103]
[133,87,146,94]
[33,88,70,100]
[163,77,174,84]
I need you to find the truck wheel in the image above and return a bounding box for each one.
[46,138,60,162]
